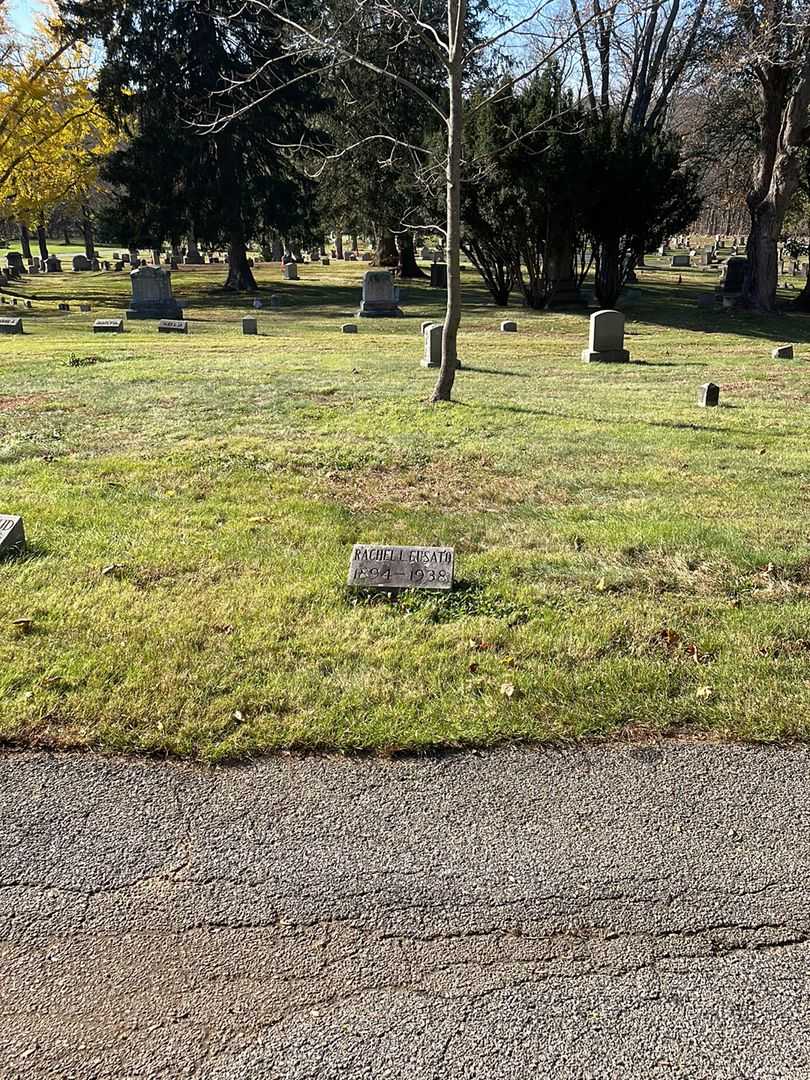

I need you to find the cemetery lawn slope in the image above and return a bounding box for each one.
[2,260,810,761]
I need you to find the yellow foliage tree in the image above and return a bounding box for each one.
[0,8,115,254]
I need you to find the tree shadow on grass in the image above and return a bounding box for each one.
[488,401,763,437]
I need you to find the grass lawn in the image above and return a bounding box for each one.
[2,257,810,761]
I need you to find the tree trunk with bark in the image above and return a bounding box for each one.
[225,232,258,290]
[351,233,359,253]
[594,240,624,307]
[82,206,96,259]
[743,50,810,311]
[335,230,344,259]
[63,227,71,245]
[396,233,427,278]
[36,222,49,260]
[432,0,465,403]
[18,222,32,261]
[374,228,398,267]
[794,269,810,311]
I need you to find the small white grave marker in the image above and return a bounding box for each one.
[0,515,25,557]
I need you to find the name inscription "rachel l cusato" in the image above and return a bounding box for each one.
[348,544,455,591]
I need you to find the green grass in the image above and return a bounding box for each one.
[2,257,810,761]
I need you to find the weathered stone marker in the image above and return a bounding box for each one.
[158,319,189,334]
[269,294,283,310]
[126,265,183,320]
[0,515,25,557]
[72,254,91,272]
[357,270,403,318]
[671,254,691,267]
[0,317,23,334]
[93,319,125,333]
[582,309,630,363]
[501,320,517,332]
[282,263,299,281]
[772,344,794,359]
[341,323,357,334]
[430,263,448,288]
[698,382,720,407]
[422,323,442,368]
[348,544,454,591]
[242,315,258,335]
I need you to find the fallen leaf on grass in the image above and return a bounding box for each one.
[696,686,714,700]
[500,682,516,699]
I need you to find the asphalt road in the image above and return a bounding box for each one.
[1,744,809,1079]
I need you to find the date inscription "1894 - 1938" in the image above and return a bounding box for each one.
[348,544,455,591]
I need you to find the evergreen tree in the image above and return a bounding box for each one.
[60,0,323,289]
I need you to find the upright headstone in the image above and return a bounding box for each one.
[501,320,517,332]
[342,323,358,334]
[430,263,448,288]
[0,515,25,557]
[581,309,630,363]
[717,257,748,299]
[45,255,62,273]
[357,270,403,318]
[125,266,183,320]
[282,263,299,281]
[6,252,24,272]
[93,319,125,333]
[72,254,91,271]
[698,382,720,407]
[0,317,23,334]
[242,315,258,335]
[422,322,442,368]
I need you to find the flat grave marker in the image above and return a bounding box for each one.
[93,319,125,334]
[158,319,189,334]
[348,544,455,591]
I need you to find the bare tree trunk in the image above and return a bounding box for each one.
[81,205,96,259]
[335,230,344,259]
[794,267,810,311]
[744,200,781,310]
[36,222,49,260]
[351,233,359,252]
[743,54,810,311]
[432,0,465,403]
[63,226,71,245]
[225,231,258,290]
[18,222,32,261]
[397,233,427,279]
[374,228,398,266]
